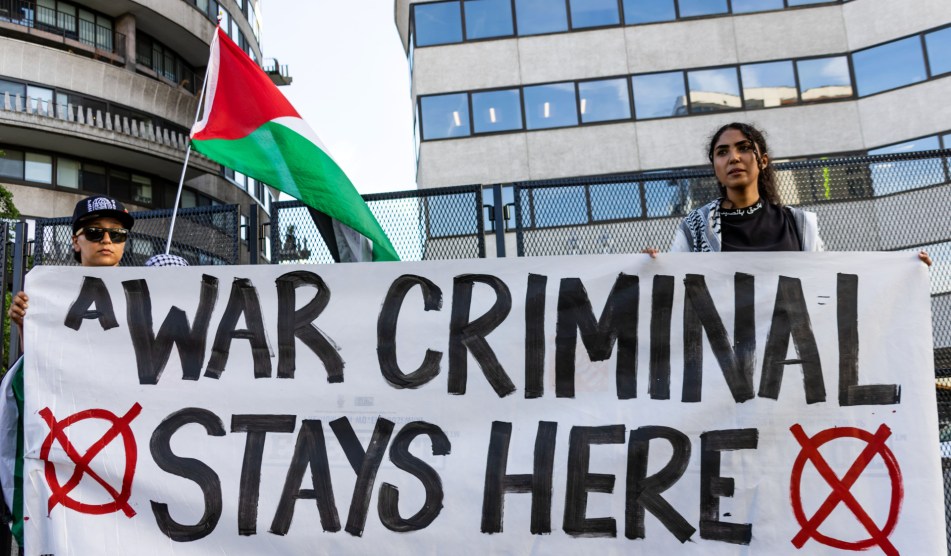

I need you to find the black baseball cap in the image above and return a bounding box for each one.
[72,195,134,233]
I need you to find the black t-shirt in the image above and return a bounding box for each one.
[720,200,801,252]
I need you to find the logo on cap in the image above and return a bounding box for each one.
[88,197,117,212]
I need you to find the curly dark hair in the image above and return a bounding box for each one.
[707,122,781,206]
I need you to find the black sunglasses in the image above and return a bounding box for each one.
[78,226,130,243]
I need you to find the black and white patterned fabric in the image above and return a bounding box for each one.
[145,254,190,267]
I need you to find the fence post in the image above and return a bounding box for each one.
[491,184,506,257]
[8,222,27,367]
[247,206,258,265]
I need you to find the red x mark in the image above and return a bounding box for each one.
[789,424,903,555]
[39,403,142,517]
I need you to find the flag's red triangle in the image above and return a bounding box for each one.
[192,28,299,141]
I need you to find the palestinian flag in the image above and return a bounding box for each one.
[191,28,399,262]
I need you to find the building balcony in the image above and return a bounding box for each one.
[262,58,292,87]
[1,90,218,179]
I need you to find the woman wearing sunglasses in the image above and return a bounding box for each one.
[8,195,134,335]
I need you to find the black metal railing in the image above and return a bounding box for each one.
[0,0,125,58]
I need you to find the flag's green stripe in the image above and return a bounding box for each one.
[12,360,23,546]
[192,121,399,262]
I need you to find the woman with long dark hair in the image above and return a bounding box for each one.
[649,122,931,264]
[671,122,821,252]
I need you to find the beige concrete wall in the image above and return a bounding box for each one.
[843,0,951,50]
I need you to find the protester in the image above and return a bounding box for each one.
[8,195,134,338]
[644,122,932,265]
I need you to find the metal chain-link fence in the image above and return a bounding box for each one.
[270,185,485,263]
[33,204,243,266]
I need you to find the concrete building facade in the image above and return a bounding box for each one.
[0,0,280,262]
[394,0,951,188]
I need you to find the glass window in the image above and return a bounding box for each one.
[0,79,24,99]
[514,0,569,35]
[27,85,53,115]
[464,0,513,40]
[24,153,52,184]
[622,0,675,24]
[96,18,113,51]
[472,89,523,133]
[578,78,631,123]
[0,148,24,180]
[740,60,797,109]
[110,169,133,200]
[853,37,927,97]
[925,27,951,77]
[133,175,152,204]
[57,3,76,32]
[414,2,463,47]
[632,71,686,119]
[731,0,783,13]
[57,158,81,188]
[81,163,107,194]
[645,179,691,217]
[787,0,831,5]
[569,0,620,29]
[943,133,951,149]
[36,0,56,26]
[420,93,471,140]
[524,82,578,130]
[181,189,197,208]
[687,67,741,113]
[868,136,943,195]
[590,183,642,220]
[678,0,728,18]
[797,56,852,101]
[78,9,96,46]
[531,186,588,227]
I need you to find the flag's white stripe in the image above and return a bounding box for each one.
[0,357,22,511]
[190,31,221,137]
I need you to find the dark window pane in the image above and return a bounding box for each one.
[740,60,797,108]
[678,0,728,18]
[472,89,523,133]
[81,164,107,194]
[578,78,631,123]
[569,0,620,29]
[57,158,81,189]
[797,56,852,101]
[632,72,686,118]
[590,183,642,220]
[420,93,471,140]
[524,82,578,129]
[531,186,587,227]
[464,0,513,40]
[622,0,675,24]
[515,0,569,35]
[414,2,463,46]
[0,148,24,180]
[853,37,926,96]
[109,169,133,201]
[731,0,783,13]
[868,136,943,195]
[925,27,951,76]
[687,67,741,113]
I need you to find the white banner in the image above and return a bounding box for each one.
[21,253,943,555]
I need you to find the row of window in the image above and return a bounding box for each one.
[419,25,951,140]
[412,0,847,47]
[462,135,951,241]
[0,0,117,52]
[186,0,261,43]
[0,76,191,137]
[224,168,273,212]
[0,145,253,214]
